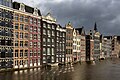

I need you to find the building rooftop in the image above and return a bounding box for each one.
[75,26,85,35]
[104,36,112,39]
[12,1,41,16]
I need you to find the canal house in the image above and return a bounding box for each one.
[13,2,42,69]
[0,0,13,69]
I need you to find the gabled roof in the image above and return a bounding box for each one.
[86,35,91,39]
[67,21,72,26]
[63,27,66,29]
[57,24,62,28]
[12,2,41,16]
[94,22,98,32]
[75,26,85,35]
[45,13,56,22]
[75,28,83,34]
[117,36,120,41]
[100,34,103,43]
[104,36,112,39]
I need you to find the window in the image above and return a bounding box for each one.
[52,39,54,42]
[33,34,37,40]
[30,26,33,32]
[20,3,25,11]
[34,19,37,24]
[52,48,54,55]
[52,31,54,36]
[63,33,65,37]
[38,50,40,56]
[20,24,24,30]
[57,43,59,46]
[30,50,32,57]
[30,34,32,40]
[0,9,2,17]
[43,38,46,46]
[15,41,18,47]
[38,35,40,40]
[15,23,18,29]
[38,28,40,33]
[43,57,46,60]
[25,41,28,47]
[25,17,28,23]
[15,14,19,21]
[34,27,37,32]
[38,42,40,48]
[47,48,50,55]
[43,61,46,63]
[47,38,50,42]
[25,33,28,39]
[43,48,46,55]
[20,60,23,65]
[43,38,46,42]
[47,30,50,36]
[52,25,55,29]
[25,60,28,65]
[20,33,23,39]
[34,50,37,56]
[38,19,41,27]
[43,23,46,28]
[57,32,59,36]
[52,56,54,62]
[43,29,46,35]
[15,32,19,38]
[15,60,18,66]
[56,58,58,62]
[24,50,28,57]
[20,41,23,47]
[30,60,32,64]
[48,24,51,29]
[63,44,65,51]
[20,50,23,57]
[33,42,37,47]
[30,18,33,24]
[25,25,28,31]
[30,42,32,48]
[15,50,18,57]
[57,37,59,41]
[20,15,24,22]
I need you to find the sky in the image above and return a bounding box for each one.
[13,0,120,35]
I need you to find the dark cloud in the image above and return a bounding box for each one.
[15,0,120,35]
[37,0,120,35]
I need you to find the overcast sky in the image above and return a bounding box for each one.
[13,0,120,35]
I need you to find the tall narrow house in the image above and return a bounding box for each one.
[65,22,73,63]
[13,2,42,69]
[41,13,66,66]
[73,29,81,62]
[93,22,100,60]
[0,0,13,69]
[76,27,86,61]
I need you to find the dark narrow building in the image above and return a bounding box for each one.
[41,13,57,65]
[86,35,91,61]
[41,13,66,66]
[56,25,66,64]
[0,1,13,69]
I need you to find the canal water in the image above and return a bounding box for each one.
[0,58,120,80]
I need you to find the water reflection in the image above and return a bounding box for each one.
[1,59,120,80]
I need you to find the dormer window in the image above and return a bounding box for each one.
[19,3,25,12]
[33,8,38,16]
